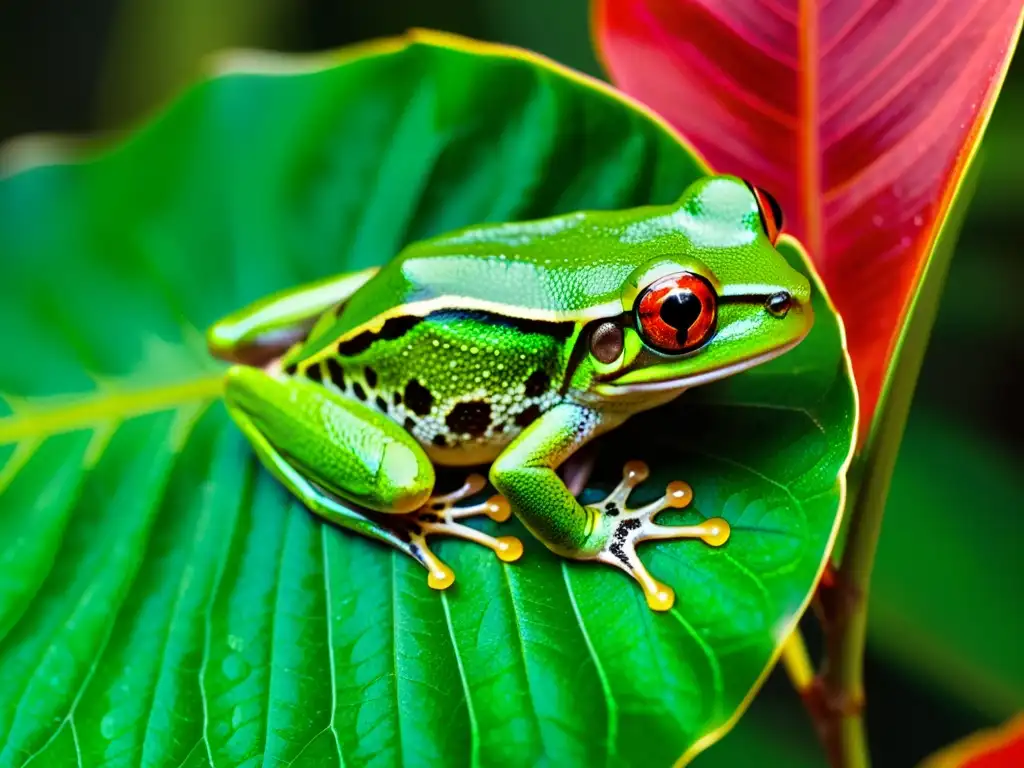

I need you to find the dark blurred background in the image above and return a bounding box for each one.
[2,1,1019,765]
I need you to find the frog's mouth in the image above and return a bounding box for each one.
[596,334,808,397]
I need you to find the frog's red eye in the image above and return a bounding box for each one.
[636,272,717,354]
[743,180,784,244]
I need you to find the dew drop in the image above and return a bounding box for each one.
[222,653,247,681]
[872,214,884,227]
[100,713,118,740]
[913,214,924,226]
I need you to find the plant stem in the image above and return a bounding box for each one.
[780,629,814,692]
[814,388,907,768]
[803,160,981,768]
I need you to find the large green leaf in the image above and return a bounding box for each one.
[0,31,855,766]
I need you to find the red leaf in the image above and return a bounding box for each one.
[594,0,1023,433]
[921,713,1024,768]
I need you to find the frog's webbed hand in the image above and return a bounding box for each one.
[490,403,730,611]
[591,461,729,610]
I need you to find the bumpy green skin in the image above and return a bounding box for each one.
[208,175,813,584]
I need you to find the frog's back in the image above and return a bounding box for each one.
[293,207,662,362]
[279,208,669,464]
[285,307,575,466]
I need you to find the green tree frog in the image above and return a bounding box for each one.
[207,175,811,611]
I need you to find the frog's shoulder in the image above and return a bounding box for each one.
[293,209,655,360]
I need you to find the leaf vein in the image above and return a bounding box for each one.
[500,565,548,751]
[10,416,197,767]
[0,377,223,446]
[390,551,405,767]
[440,590,479,768]
[262,507,295,762]
[319,526,344,768]
[561,564,617,767]
[665,607,725,724]
[141,413,220,765]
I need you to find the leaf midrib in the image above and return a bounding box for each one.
[797,0,822,259]
[0,376,224,446]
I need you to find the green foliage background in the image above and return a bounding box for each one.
[1,0,1020,765]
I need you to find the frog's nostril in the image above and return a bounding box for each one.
[765,292,792,318]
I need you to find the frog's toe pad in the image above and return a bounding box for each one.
[593,461,731,612]
[425,560,456,590]
[404,476,522,588]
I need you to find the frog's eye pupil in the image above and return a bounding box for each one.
[659,291,702,331]
[636,272,717,354]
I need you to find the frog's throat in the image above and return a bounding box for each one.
[596,334,807,396]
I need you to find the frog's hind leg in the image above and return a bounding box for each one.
[594,461,730,611]
[207,267,379,365]
[228,402,444,576]
[225,365,521,589]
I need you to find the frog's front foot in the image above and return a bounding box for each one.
[392,474,523,591]
[590,461,730,612]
